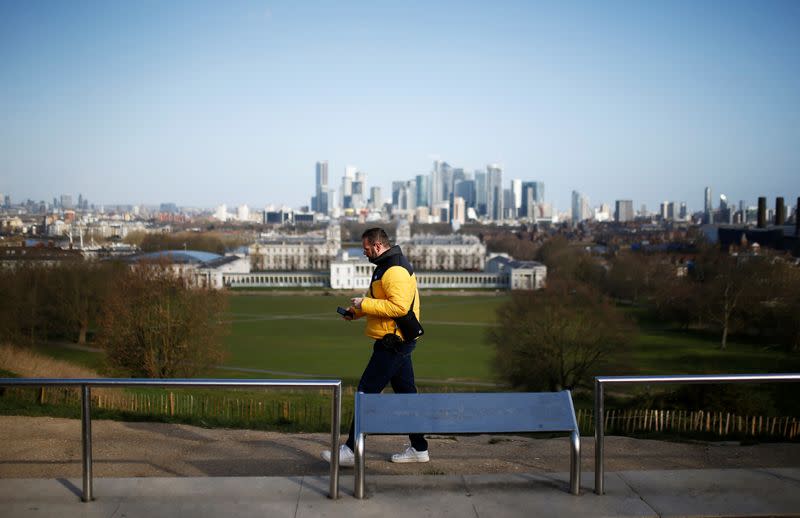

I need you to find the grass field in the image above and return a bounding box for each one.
[12,292,800,389]
[222,293,507,384]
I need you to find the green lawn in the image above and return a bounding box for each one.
[222,294,508,383]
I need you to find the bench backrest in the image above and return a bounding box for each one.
[355,391,578,435]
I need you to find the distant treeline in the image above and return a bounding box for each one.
[537,236,800,352]
[124,231,250,255]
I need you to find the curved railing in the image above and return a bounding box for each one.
[0,378,343,501]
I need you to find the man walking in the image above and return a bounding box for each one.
[322,227,429,466]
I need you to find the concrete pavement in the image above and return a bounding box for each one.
[1,468,799,517]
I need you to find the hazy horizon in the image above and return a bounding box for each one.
[2,1,798,213]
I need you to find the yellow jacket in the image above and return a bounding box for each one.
[354,246,421,341]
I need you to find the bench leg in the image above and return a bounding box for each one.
[569,430,581,495]
[354,433,366,499]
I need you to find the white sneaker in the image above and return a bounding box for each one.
[391,446,429,463]
[321,444,355,467]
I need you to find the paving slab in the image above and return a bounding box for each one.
[464,472,657,518]
[618,468,800,517]
[1,470,800,518]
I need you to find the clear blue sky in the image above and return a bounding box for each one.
[2,0,798,213]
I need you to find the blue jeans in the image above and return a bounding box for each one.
[345,339,429,452]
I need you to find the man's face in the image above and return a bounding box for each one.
[362,238,384,260]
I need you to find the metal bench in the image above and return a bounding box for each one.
[353,391,581,498]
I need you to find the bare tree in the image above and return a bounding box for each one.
[97,261,229,377]
[692,247,752,350]
[489,279,635,391]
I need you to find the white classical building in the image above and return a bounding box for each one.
[128,250,250,290]
[249,224,340,271]
[485,254,547,290]
[399,233,486,271]
[223,222,544,291]
[329,249,374,290]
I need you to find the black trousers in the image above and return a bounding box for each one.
[345,339,428,452]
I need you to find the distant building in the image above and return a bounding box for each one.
[485,254,547,290]
[615,200,634,222]
[486,164,503,220]
[704,187,713,224]
[572,191,591,223]
[214,204,228,221]
[249,223,340,271]
[128,250,250,289]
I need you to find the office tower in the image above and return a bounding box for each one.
[503,189,516,219]
[704,187,713,223]
[237,204,250,221]
[440,162,453,204]
[351,170,366,210]
[312,161,329,213]
[430,163,439,207]
[667,202,676,220]
[475,170,487,216]
[452,196,466,225]
[718,194,731,224]
[615,200,634,222]
[369,187,382,209]
[521,181,544,217]
[340,166,356,209]
[415,174,429,208]
[455,179,476,209]
[486,164,503,220]
[430,160,449,206]
[60,194,73,210]
[572,191,591,222]
[396,181,416,211]
[679,202,687,220]
[511,179,522,217]
[391,181,405,206]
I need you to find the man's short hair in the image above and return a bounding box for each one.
[362,227,391,247]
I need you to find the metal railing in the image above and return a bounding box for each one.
[594,373,800,495]
[0,378,343,501]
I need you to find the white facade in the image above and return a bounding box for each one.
[329,250,375,290]
[249,224,341,271]
[399,233,486,271]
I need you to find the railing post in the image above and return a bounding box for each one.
[354,392,365,499]
[329,382,341,499]
[81,384,93,502]
[594,378,604,495]
[569,430,581,495]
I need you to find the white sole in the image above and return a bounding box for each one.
[390,457,429,463]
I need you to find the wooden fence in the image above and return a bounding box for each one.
[4,386,799,440]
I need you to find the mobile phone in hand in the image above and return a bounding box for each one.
[336,306,354,319]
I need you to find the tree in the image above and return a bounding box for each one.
[51,262,116,344]
[692,246,753,350]
[489,279,635,391]
[97,261,229,377]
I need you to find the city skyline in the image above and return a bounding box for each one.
[2,1,799,212]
